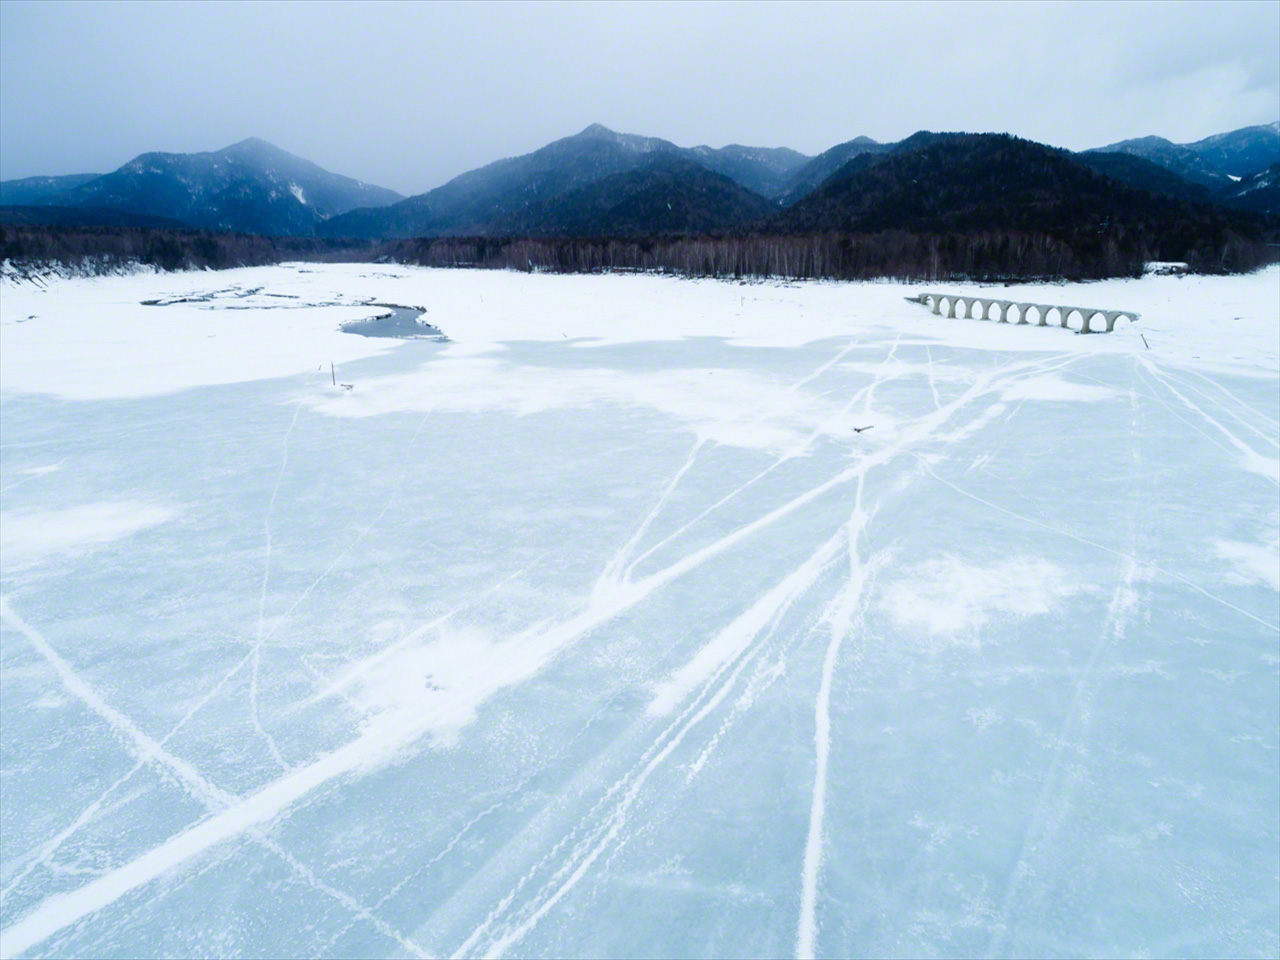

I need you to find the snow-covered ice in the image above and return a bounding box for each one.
[1,263,1277,958]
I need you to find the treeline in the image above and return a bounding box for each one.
[0,224,376,276]
[381,229,1276,282]
[3,222,1275,283]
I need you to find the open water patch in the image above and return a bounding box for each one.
[339,304,447,341]
[138,287,448,340]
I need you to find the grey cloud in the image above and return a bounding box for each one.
[1,0,1276,195]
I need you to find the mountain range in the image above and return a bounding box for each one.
[1089,124,1280,185]
[3,121,1277,240]
[770,133,1251,243]
[1,138,401,236]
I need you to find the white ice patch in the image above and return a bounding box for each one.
[839,359,973,382]
[341,625,504,750]
[20,463,63,477]
[1,501,177,571]
[879,555,1079,643]
[0,273,395,401]
[648,528,845,716]
[438,340,507,358]
[307,357,857,453]
[1001,375,1117,403]
[4,264,1278,405]
[937,402,1007,445]
[288,182,306,205]
[1239,451,1280,485]
[1214,534,1280,591]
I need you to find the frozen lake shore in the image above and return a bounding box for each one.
[2,264,1277,958]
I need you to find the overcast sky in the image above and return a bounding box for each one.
[2,0,1277,195]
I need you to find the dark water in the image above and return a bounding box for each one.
[139,289,446,340]
[340,304,447,340]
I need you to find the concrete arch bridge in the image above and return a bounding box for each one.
[912,292,1139,334]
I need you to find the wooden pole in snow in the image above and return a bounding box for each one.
[331,362,336,386]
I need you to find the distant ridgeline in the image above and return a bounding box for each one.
[3,124,1278,281]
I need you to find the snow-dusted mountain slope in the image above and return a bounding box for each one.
[41,138,402,236]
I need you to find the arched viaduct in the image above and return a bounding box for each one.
[912,293,1139,334]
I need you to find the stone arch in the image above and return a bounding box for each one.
[1081,309,1109,334]
[1104,311,1137,332]
[1058,307,1096,333]
[1015,303,1037,325]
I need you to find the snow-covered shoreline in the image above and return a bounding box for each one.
[3,263,1277,404]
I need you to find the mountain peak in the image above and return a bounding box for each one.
[46,138,401,235]
[576,123,618,139]
[219,137,293,160]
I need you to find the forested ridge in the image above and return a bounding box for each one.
[4,130,1277,282]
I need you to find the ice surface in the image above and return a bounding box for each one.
[1,264,1278,958]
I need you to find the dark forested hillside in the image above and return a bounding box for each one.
[7,126,1277,283]
[0,223,375,274]
[1073,149,1280,216]
[0,205,190,229]
[319,124,804,237]
[778,136,892,204]
[1182,123,1280,178]
[1086,135,1228,188]
[684,144,811,199]
[1087,124,1280,187]
[41,138,402,236]
[1072,151,1214,204]
[486,155,776,236]
[765,133,1267,273]
[1219,163,1280,216]
[318,124,683,238]
[16,122,1271,248]
[0,173,102,206]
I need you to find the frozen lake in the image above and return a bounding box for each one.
[2,264,1277,958]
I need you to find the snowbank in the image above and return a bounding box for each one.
[2,263,1277,402]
